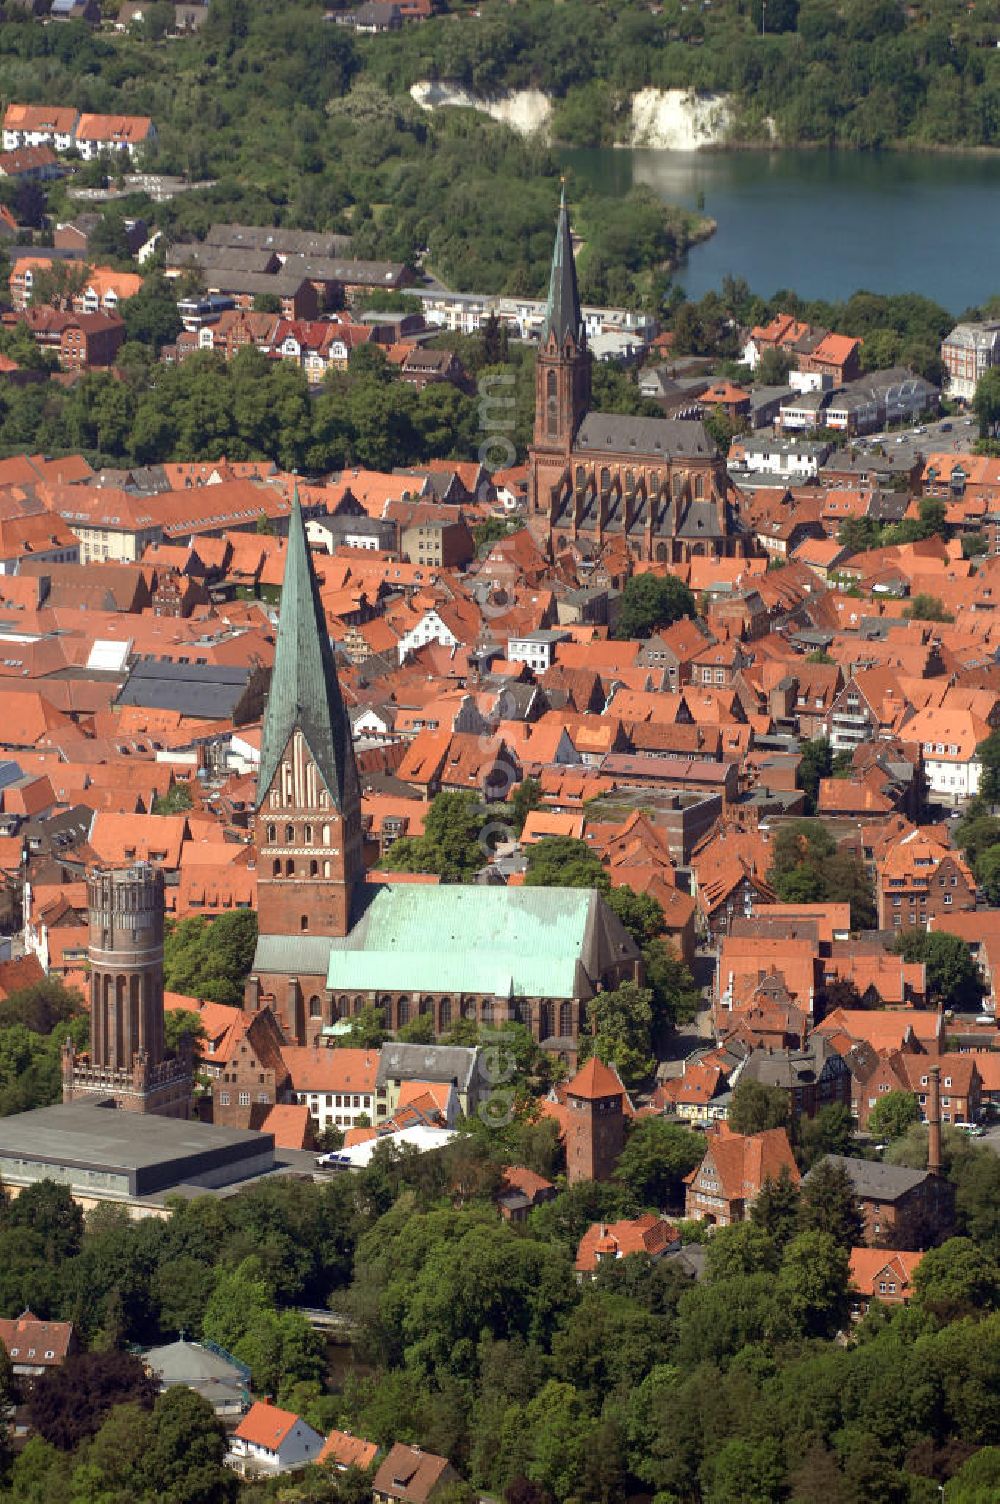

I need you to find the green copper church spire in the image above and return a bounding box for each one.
[256,490,361,813]
[541,180,584,350]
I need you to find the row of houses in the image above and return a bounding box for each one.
[2,105,156,161]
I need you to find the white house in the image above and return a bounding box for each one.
[507,629,571,674]
[227,1401,324,1477]
[396,607,460,663]
[902,707,987,805]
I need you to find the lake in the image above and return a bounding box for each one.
[560,146,1000,313]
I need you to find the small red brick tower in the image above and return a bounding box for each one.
[529,184,591,517]
[564,1056,627,1183]
[254,492,363,941]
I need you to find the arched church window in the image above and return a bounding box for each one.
[304,824,313,844]
[309,994,322,1017]
[600,467,611,493]
[695,473,704,499]
[323,860,331,878]
[310,860,318,877]
[546,369,558,439]
[285,824,294,843]
[322,824,331,846]
[266,824,276,843]
[285,859,295,877]
[672,473,682,501]
[559,1001,572,1036]
[272,859,281,877]
[397,997,410,1026]
[300,914,309,932]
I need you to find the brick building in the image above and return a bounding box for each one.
[62,864,191,1117]
[528,189,745,564]
[246,497,641,1056]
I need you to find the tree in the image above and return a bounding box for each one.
[798,1159,864,1248]
[121,272,183,354]
[396,1013,436,1045]
[912,1237,1000,1321]
[954,808,1000,867]
[769,819,875,929]
[797,1103,855,1170]
[751,1166,802,1248]
[579,980,656,1088]
[26,1350,157,1450]
[797,736,832,815]
[974,366,1000,440]
[727,1077,789,1135]
[4,1178,84,1262]
[152,781,194,815]
[336,1005,388,1051]
[163,1008,205,1062]
[946,1445,1000,1500]
[613,1117,703,1210]
[29,261,90,311]
[839,515,885,554]
[524,836,608,891]
[777,1229,849,1337]
[140,1386,235,1504]
[868,1089,919,1141]
[704,1222,779,1280]
[385,792,487,882]
[890,929,983,1011]
[905,593,954,623]
[612,573,696,640]
[163,911,258,1006]
[508,777,542,835]
[978,727,1000,807]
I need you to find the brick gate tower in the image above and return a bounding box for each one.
[62,863,192,1117]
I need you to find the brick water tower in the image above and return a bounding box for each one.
[62,864,191,1118]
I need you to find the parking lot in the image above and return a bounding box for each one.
[853,413,978,465]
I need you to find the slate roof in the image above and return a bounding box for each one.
[809,1153,930,1202]
[541,185,584,350]
[257,493,361,812]
[144,1337,249,1407]
[377,1041,481,1091]
[116,660,251,719]
[575,413,716,459]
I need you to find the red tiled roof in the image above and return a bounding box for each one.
[234,1401,300,1450]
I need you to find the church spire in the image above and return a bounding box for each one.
[257,491,360,814]
[542,180,584,351]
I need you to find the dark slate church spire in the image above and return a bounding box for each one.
[542,181,585,351]
[257,492,360,813]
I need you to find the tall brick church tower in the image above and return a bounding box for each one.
[254,493,363,945]
[529,184,591,517]
[63,864,191,1117]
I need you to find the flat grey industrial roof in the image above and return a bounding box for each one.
[0,1101,270,1174]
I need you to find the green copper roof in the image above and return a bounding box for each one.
[541,183,584,350]
[256,493,361,812]
[330,884,593,997]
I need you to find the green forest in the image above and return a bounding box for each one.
[6,0,1000,313]
[3,1119,1000,1502]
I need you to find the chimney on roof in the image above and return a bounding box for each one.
[927,1063,943,1176]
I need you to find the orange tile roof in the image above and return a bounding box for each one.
[280,1046,378,1095]
[317,1429,379,1471]
[575,1213,679,1273]
[259,1103,313,1151]
[849,1247,923,1298]
[566,1056,627,1101]
[234,1401,301,1450]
